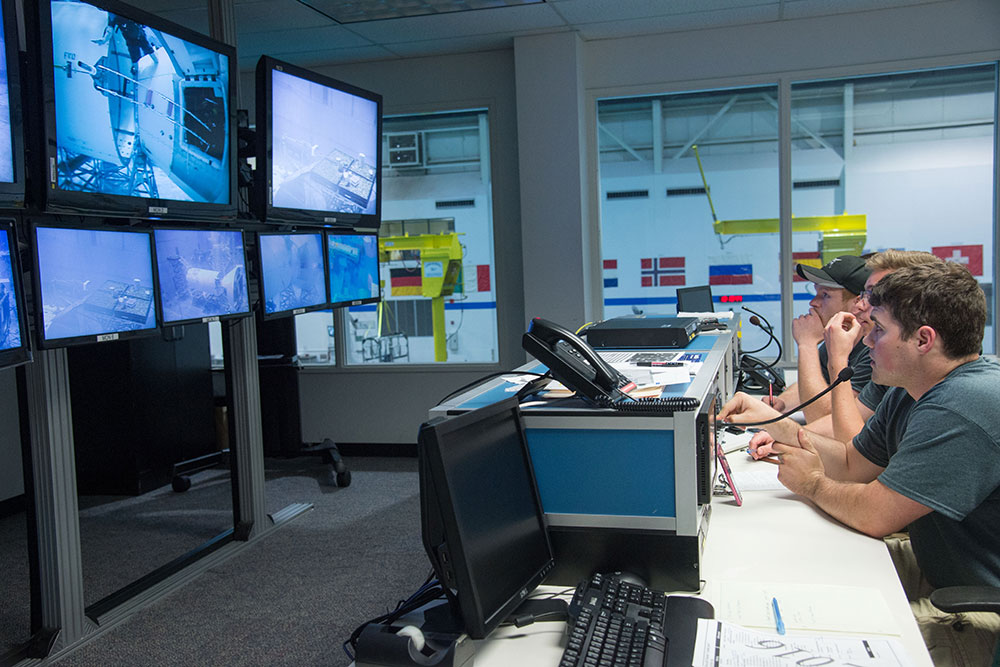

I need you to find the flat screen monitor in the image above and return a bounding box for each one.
[676,285,714,313]
[153,227,250,326]
[326,230,380,309]
[256,55,382,228]
[36,0,237,220]
[257,231,327,319]
[33,225,158,347]
[0,220,30,368]
[0,0,25,208]
[418,396,554,639]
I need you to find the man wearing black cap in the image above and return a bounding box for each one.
[767,255,872,423]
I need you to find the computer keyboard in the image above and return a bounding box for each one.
[559,573,714,667]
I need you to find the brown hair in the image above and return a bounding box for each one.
[865,249,943,273]
[868,262,985,358]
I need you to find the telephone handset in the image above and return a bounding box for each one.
[739,354,786,393]
[522,317,632,405]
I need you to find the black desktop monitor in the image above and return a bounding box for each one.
[256,231,328,319]
[32,224,159,347]
[255,55,382,228]
[35,0,237,221]
[326,230,381,309]
[0,220,30,368]
[0,0,25,209]
[153,227,250,326]
[418,396,555,639]
[676,285,714,313]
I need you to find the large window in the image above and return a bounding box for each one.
[791,65,996,352]
[598,86,781,355]
[295,109,500,365]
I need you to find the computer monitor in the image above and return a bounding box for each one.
[32,224,159,347]
[326,230,381,309]
[0,0,26,209]
[255,55,382,228]
[0,220,30,369]
[153,227,250,326]
[35,0,237,220]
[676,285,714,313]
[418,396,555,639]
[256,231,328,319]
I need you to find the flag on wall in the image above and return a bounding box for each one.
[603,259,618,288]
[640,257,685,287]
[792,251,822,281]
[931,244,983,276]
[390,267,422,296]
[709,263,753,285]
[477,265,491,292]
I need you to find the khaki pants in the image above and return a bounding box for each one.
[885,534,1000,667]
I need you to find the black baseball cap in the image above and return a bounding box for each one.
[795,255,870,296]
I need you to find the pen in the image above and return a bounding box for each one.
[768,381,773,406]
[771,597,786,635]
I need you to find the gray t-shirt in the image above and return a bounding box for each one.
[818,339,872,394]
[853,357,1000,588]
[858,381,889,411]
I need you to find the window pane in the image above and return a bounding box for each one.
[598,87,780,356]
[791,64,997,353]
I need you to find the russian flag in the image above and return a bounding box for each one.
[709,263,753,285]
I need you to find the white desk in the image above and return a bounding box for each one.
[461,431,933,667]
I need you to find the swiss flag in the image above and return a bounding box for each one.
[931,245,983,276]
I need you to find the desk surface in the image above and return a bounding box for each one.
[463,431,933,667]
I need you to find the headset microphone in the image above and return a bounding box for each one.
[725,367,855,427]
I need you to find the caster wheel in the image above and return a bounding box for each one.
[172,476,191,493]
[336,469,352,487]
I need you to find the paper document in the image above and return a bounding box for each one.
[732,467,785,492]
[706,582,899,635]
[692,619,915,667]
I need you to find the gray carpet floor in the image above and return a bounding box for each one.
[3,455,428,666]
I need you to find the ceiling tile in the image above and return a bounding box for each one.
[236,0,335,33]
[780,0,947,20]
[550,0,778,24]
[238,44,397,70]
[574,6,780,39]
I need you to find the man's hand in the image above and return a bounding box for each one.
[719,392,781,425]
[760,395,786,412]
[792,309,825,346]
[772,429,826,496]
[824,312,862,367]
[747,430,777,460]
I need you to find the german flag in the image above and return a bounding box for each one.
[390,267,422,296]
[793,251,822,281]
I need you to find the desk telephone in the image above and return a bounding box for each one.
[522,317,698,412]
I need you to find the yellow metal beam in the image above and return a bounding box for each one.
[712,213,866,236]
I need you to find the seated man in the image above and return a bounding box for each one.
[767,255,871,423]
[722,262,1000,666]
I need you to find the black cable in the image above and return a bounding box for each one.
[343,575,446,661]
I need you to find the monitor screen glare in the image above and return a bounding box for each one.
[0,6,14,185]
[154,228,249,324]
[49,0,230,205]
[258,233,326,315]
[327,233,379,306]
[35,226,157,342]
[270,68,378,216]
[0,230,23,352]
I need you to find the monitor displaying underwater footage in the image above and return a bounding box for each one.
[256,56,382,227]
[0,221,30,368]
[153,228,249,325]
[33,225,158,346]
[39,0,236,220]
[326,231,380,308]
[257,232,327,319]
[0,0,25,207]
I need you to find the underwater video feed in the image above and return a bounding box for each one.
[35,226,157,341]
[49,0,230,203]
[327,233,380,306]
[0,8,14,184]
[154,228,249,324]
[258,233,326,315]
[270,68,378,215]
[0,229,22,350]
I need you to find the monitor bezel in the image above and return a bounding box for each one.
[152,225,252,327]
[255,55,383,229]
[0,0,26,209]
[31,221,161,349]
[418,396,555,639]
[676,284,715,313]
[325,228,381,310]
[0,219,32,368]
[255,229,330,321]
[34,0,238,222]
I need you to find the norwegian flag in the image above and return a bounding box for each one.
[640,257,685,287]
[931,245,983,276]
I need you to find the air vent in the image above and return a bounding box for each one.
[793,179,840,189]
[667,187,707,196]
[436,199,475,209]
[606,190,649,200]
